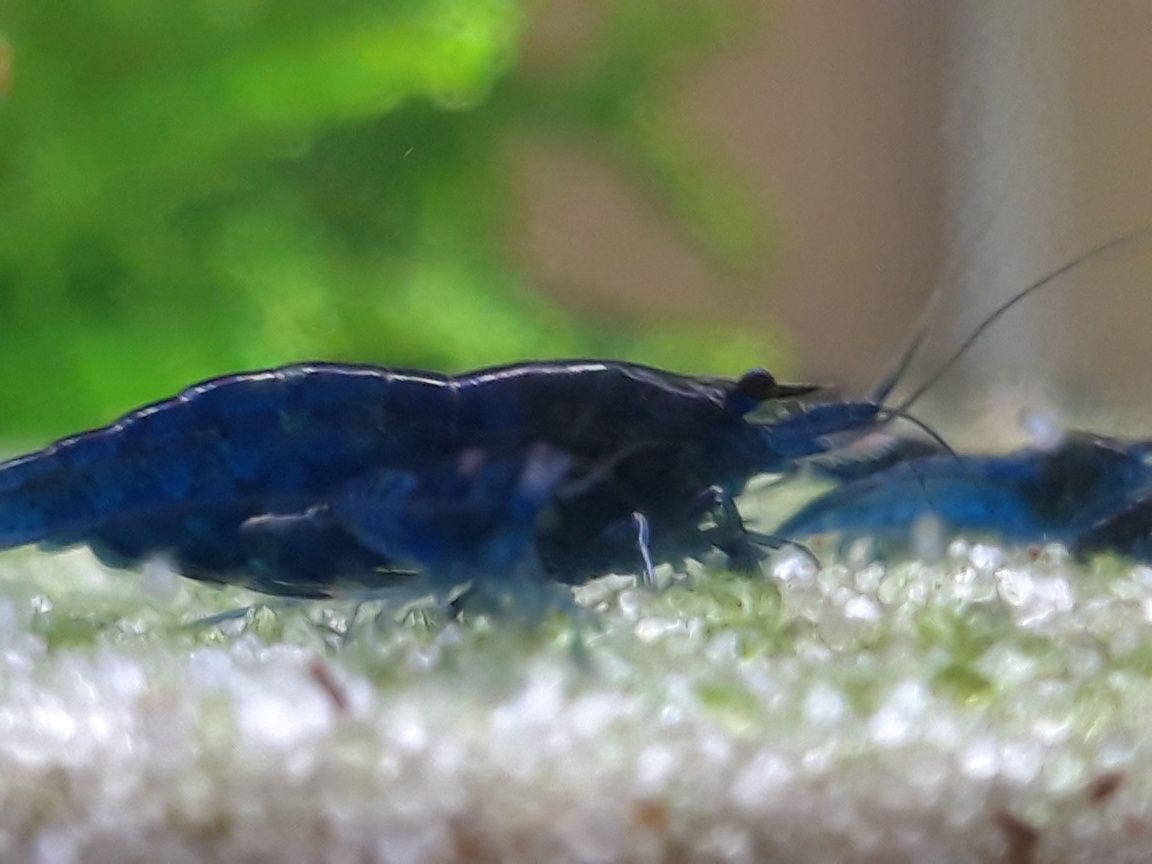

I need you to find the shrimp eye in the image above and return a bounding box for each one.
[728,368,820,414]
[735,368,779,401]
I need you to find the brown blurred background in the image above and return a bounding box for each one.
[513,0,1152,432]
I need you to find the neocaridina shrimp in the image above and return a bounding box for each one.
[0,359,894,612]
[776,431,1152,559]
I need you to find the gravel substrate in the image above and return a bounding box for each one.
[0,541,1150,863]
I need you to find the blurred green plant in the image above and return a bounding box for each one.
[0,0,784,438]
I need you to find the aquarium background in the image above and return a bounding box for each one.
[0,0,793,438]
[4,1,1152,439]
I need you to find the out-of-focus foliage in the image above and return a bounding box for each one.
[0,0,782,438]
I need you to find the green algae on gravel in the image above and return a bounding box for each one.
[2,543,1152,861]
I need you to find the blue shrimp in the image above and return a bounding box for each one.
[0,360,888,602]
[775,432,1152,557]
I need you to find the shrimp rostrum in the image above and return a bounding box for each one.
[0,360,886,611]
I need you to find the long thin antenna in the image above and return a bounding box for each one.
[868,194,1009,405]
[870,326,930,405]
[895,227,1152,412]
[876,406,959,461]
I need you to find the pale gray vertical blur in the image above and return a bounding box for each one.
[515,2,1152,432]
[944,2,1066,407]
[939,1,1152,437]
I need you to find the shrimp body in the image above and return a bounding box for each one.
[0,360,878,600]
[777,433,1152,554]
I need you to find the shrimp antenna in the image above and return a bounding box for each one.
[869,326,929,407]
[891,227,1152,413]
[875,406,959,461]
[867,203,1002,405]
[858,228,1150,486]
